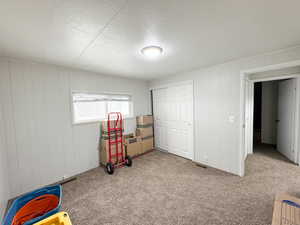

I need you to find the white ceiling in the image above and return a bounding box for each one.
[0,0,300,80]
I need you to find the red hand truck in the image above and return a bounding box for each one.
[105,112,132,174]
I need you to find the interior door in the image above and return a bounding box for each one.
[153,83,194,160]
[277,79,296,162]
[153,88,169,151]
[244,79,254,159]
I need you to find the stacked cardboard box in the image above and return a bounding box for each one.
[124,134,142,157]
[99,120,125,165]
[99,116,154,165]
[136,115,154,153]
[136,126,153,138]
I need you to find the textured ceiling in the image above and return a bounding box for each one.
[0,0,300,80]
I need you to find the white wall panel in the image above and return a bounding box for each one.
[150,46,300,175]
[0,60,13,220]
[0,108,9,220]
[71,124,100,176]
[8,61,70,195]
[0,61,10,220]
[0,58,150,198]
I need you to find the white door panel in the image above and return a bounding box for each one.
[153,83,194,160]
[277,79,296,162]
[154,124,161,148]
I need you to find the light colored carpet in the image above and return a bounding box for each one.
[62,145,300,225]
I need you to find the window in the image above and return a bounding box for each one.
[72,92,133,124]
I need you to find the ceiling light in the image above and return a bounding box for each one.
[141,46,163,58]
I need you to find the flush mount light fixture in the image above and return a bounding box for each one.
[141,46,163,59]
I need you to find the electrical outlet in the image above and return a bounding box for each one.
[228,115,235,123]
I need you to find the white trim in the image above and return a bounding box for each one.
[241,60,300,75]
[239,72,246,176]
[244,79,254,159]
[191,81,195,162]
[249,83,254,156]
[248,73,300,82]
[72,117,136,126]
[296,78,300,164]
[72,118,102,125]
[71,90,134,97]
[240,62,300,176]
[149,80,194,90]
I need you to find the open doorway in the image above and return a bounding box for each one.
[253,82,262,145]
[253,79,297,162]
[241,64,300,176]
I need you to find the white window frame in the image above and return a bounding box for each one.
[71,91,134,125]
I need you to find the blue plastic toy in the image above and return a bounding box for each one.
[2,185,62,225]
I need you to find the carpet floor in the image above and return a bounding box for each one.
[62,145,300,225]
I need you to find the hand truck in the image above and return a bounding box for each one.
[105,112,132,174]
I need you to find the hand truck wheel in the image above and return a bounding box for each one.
[106,162,114,175]
[125,156,132,167]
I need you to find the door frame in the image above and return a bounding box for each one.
[240,60,300,176]
[150,80,195,161]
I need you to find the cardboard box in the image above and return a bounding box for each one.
[125,136,137,145]
[126,141,142,157]
[140,137,154,153]
[100,139,125,165]
[101,120,124,133]
[136,127,153,138]
[124,136,142,157]
[124,133,135,139]
[101,133,125,141]
[136,115,153,127]
[272,193,300,225]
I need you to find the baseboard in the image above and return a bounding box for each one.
[3,199,11,220]
[155,147,168,153]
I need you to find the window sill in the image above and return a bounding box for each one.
[72,116,135,126]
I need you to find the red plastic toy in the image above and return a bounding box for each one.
[12,194,59,225]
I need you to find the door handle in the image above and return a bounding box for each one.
[276,120,280,123]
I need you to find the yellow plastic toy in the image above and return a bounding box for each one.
[33,212,72,225]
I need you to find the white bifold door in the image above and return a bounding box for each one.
[152,82,194,160]
[277,79,297,162]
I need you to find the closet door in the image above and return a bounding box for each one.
[153,87,169,151]
[153,82,194,160]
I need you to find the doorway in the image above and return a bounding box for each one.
[252,79,297,162]
[241,64,300,176]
